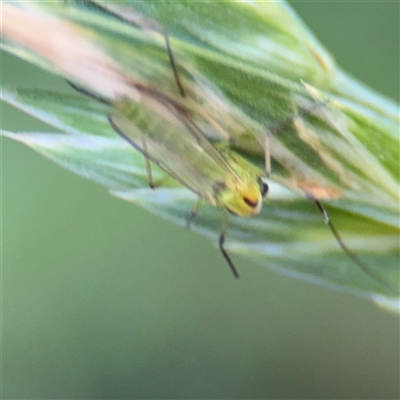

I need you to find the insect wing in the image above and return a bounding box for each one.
[110,98,236,201]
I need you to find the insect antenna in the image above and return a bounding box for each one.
[313,199,399,294]
[164,34,186,98]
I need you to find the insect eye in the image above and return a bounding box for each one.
[243,196,259,208]
[260,180,269,198]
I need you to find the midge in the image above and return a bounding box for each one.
[110,96,270,278]
[69,80,269,278]
[69,77,395,292]
[70,0,397,292]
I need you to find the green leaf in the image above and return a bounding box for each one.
[1,87,112,136]
[2,88,399,305]
[2,1,399,309]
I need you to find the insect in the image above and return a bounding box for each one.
[69,80,268,278]
[70,0,397,293]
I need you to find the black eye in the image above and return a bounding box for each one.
[260,180,269,198]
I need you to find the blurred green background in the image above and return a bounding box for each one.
[2,2,399,399]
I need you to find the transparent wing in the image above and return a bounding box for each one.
[109,96,237,201]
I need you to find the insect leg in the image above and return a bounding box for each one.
[66,80,111,106]
[264,99,329,178]
[164,34,186,98]
[313,199,399,294]
[83,0,185,98]
[186,198,203,230]
[108,116,157,189]
[68,81,159,189]
[219,210,240,279]
[140,135,155,189]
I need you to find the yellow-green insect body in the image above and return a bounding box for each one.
[108,94,270,278]
[211,146,266,217]
[111,96,268,219]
